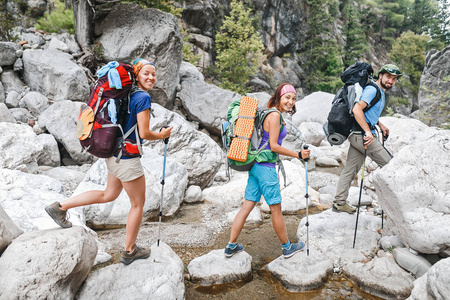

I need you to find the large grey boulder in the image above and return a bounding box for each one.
[407,257,450,300]
[373,132,450,254]
[77,242,185,300]
[418,45,450,127]
[72,148,188,228]
[187,249,252,286]
[0,42,20,67]
[0,102,15,123]
[38,100,94,165]
[177,61,240,135]
[292,91,334,125]
[22,49,89,101]
[35,133,60,167]
[0,123,44,170]
[296,209,381,264]
[96,3,182,107]
[0,169,85,232]
[343,256,415,299]
[146,103,223,188]
[0,205,23,255]
[0,69,24,94]
[0,226,97,300]
[265,251,333,292]
[0,81,4,103]
[20,91,49,117]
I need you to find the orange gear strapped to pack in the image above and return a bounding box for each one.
[227,97,259,162]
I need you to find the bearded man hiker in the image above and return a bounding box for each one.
[332,64,403,214]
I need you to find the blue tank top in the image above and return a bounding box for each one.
[256,125,287,168]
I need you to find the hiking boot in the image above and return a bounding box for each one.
[283,242,305,258]
[121,245,151,265]
[332,203,357,214]
[45,202,72,228]
[224,244,244,258]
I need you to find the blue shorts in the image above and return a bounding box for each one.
[244,164,282,206]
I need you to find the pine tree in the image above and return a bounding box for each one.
[215,0,264,94]
[304,0,343,93]
[343,3,369,67]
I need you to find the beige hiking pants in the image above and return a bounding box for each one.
[334,132,392,205]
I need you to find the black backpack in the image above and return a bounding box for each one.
[323,62,381,145]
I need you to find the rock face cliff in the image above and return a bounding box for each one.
[418,45,450,127]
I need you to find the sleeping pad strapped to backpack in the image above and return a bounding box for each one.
[323,62,381,145]
[222,96,283,172]
[76,61,142,160]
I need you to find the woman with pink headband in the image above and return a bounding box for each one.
[225,83,310,258]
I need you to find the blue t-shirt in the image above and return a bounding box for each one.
[123,91,151,143]
[360,83,385,133]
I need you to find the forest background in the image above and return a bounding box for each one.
[1,0,449,125]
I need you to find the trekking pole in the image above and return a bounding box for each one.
[380,133,392,229]
[303,145,310,256]
[157,126,170,247]
[353,140,367,249]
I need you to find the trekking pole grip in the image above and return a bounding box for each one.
[302,145,309,162]
[160,126,170,144]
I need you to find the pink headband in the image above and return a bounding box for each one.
[280,84,296,97]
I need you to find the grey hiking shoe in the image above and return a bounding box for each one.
[45,202,72,228]
[282,242,305,258]
[121,245,151,265]
[332,203,356,214]
[224,244,244,257]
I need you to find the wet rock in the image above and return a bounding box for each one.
[343,256,414,299]
[393,247,432,278]
[265,251,333,292]
[187,249,252,286]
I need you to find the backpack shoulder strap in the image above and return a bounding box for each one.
[362,81,382,113]
[260,107,284,129]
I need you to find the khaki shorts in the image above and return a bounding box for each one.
[105,157,144,182]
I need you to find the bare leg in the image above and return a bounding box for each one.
[60,174,123,210]
[269,203,288,244]
[122,175,146,252]
[229,200,256,243]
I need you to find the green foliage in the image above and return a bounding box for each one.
[342,3,369,67]
[181,27,201,65]
[389,31,436,93]
[132,0,182,16]
[432,0,450,44]
[304,0,343,93]
[35,0,74,34]
[215,0,264,94]
[0,0,17,41]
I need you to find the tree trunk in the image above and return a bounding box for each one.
[72,0,94,48]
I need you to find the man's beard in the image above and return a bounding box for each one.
[380,76,392,90]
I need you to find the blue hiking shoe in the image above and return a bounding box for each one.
[282,242,305,258]
[224,244,244,257]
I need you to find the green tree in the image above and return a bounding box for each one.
[215,0,264,94]
[342,3,369,67]
[388,31,440,110]
[35,0,74,34]
[304,0,343,93]
[433,0,450,43]
[133,0,182,16]
[363,0,411,45]
[403,0,439,35]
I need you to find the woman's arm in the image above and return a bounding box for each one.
[265,112,309,159]
[136,109,172,140]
